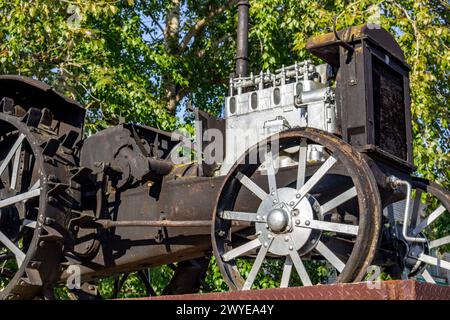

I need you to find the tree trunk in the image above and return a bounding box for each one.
[163,0,182,114]
[160,0,238,114]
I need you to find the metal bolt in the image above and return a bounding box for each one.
[268,234,273,239]
[273,199,278,204]
[271,191,275,196]
[295,219,301,225]
[292,209,299,216]
[284,236,289,242]
[264,242,268,248]
[39,241,45,248]
[256,215,261,220]
[296,194,301,199]
[311,238,316,243]
[289,201,295,206]
[305,220,311,226]
[48,197,58,207]
[289,246,293,251]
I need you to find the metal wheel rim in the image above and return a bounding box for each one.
[0,116,47,299]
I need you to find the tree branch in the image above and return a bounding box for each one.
[140,20,162,42]
[146,12,165,35]
[164,0,181,51]
[178,0,238,53]
[195,32,233,58]
[385,0,420,62]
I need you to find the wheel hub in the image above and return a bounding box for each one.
[256,187,321,256]
[267,208,290,233]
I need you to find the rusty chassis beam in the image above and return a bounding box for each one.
[94,219,212,229]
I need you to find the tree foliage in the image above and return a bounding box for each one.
[0,0,448,296]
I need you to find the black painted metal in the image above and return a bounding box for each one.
[306,25,414,171]
[235,0,250,77]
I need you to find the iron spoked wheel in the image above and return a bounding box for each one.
[0,117,46,299]
[212,128,381,290]
[0,114,75,300]
[400,179,450,285]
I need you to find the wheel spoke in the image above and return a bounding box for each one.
[296,139,307,190]
[315,241,346,273]
[280,256,293,288]
[0,188,41,210]
[288,246,312,286]
[0,231,25,267]
[242,238,272,290]
[429,236,450,249]
[219,211,260,223]
[10,144,22,190]
[30,179,40,191]
[22,219,37,229]
[418,253,450,271]
[0,133,26,177]
[222,238,262,262]
[294,155,338,206]
[320,187,357,215]
[421,269,436,284]
[235,172,267,201]
[298,219,359,236]
[413,205,446,235]
[265,148,278,201]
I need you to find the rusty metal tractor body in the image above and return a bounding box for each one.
[70,25,411,279]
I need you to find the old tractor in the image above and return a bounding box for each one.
[0,2,449,299]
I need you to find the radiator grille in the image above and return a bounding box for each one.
[372,57,407,160]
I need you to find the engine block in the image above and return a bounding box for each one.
[221,61,337,174]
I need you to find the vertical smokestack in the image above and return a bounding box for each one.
[235,0,250,77]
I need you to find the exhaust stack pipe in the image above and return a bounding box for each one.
[235,0,250,77]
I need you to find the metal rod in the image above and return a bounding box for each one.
[95,219,211,229]
[387,176,426,243]
[235,0,250,77]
